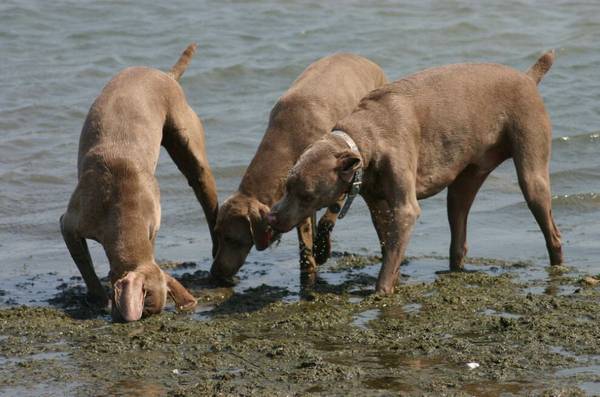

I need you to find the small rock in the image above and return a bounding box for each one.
[172,369,180,375]
[581,276,600,287]
[466,362,480,370]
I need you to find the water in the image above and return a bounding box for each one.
[1,0,599,303]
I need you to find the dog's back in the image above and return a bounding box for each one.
[238,53,387,203]
[77,68,176,174]
[69,44,199,240]
[340,53,554,199]
[77,43,199,177]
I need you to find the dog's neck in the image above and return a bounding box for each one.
[328,129,366,219]
[327,121,374,169]
[331,130,361,158]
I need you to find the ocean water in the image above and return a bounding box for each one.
[0,0,599,301]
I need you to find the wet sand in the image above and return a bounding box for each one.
[1,254,599,396]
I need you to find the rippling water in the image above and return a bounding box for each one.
[0,0,599,294]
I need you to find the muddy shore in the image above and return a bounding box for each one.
[1,254,599,396]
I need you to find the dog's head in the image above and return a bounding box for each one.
[111,263,197,322]
[210,194,274,285]
[268,139,361,232]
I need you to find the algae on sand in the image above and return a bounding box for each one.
[0,255,599,396]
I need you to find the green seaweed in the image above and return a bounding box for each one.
[0,255,599,396]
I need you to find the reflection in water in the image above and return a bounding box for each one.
[351,309,381,330]
[108,380,166,397]
[461,381,534,397]
[363,376,414,393]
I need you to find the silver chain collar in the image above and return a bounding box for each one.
[331,130,363,219]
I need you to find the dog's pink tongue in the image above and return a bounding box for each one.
[114,273,144,322]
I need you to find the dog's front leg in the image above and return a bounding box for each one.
[163,111,219,257]
[366,194,420,295]
[60,213,109,306]
[313,195,345,265]
[297,216,317,275]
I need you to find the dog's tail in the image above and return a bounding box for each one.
[526,50,555,85]
[168,43,198,81]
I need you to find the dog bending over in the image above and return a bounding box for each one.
[210,53,388,286]
[61,44,218,321]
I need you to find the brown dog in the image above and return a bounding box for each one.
[210,53,388,285]
[268,51,562,294]
[60,44,218,321]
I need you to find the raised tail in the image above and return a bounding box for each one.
[526,50,555,85]
[168,43,198,81]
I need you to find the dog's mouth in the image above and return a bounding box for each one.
[256,226,282,250]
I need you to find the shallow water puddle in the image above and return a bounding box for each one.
[376,352,448,370]
[351,308,381,330]
[107,379,167,397]
[402,303,422,314]
[550,345,579,359]
[323,348,450,372]
[555,365,600,394]
[191,304,215,321]
[362,375,415,393]
[523,284,580,296]
[0,351,68,366]
[480,308,522,320]
[351,303,423,330]
[460,380,539,396]
[0,382,82,397]
[556,364,600,377]
[578,381,600,395]
[348,296,363,304]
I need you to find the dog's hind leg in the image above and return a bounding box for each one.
[60,212,109,306]
[512,113,563,266]
[163,107,219,257]
[446,166,490,271]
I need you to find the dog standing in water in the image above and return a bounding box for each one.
[61,44,218,321]
[269,51,562,294]
[210,53,388,285]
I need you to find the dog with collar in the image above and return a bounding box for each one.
[268,51,562,294]
[210,53,388,285]
[60,44,217,321]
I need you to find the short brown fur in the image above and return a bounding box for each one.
[211,53,388,283]
[61,44,217,321]
[270,51,562,294]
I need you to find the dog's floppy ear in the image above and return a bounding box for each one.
[248,202,272,251]
[113,272,145,322]
[164,272,197,311]
[336,150,362,183]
